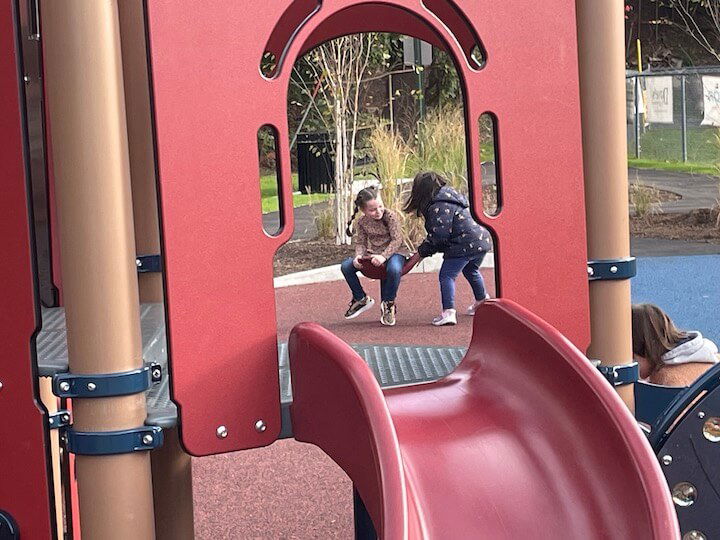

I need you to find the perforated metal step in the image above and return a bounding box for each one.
[37,304,466,428]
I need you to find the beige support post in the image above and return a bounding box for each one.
[39,378,64,536]
[576,0,635,410]
[41,1,156,538]
[117,3,195,538]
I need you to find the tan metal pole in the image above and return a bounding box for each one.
[576,0,635,410]
[39,378,64,536]
[117,3,195,538]
[40,1,156,538]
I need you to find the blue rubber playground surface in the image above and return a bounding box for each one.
[632,255,720,344]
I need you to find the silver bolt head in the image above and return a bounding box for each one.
[152,369,162,379]
[0,380,3,391]
[86,382,97,391]
[698,411,706,419]
[62,413,70,422]
[255,420,267,433]
[216,425,228,439]
[662,454,673,466]
[136,259,142,267]
[59,381,70,392]
[610,266,618,274]
[587,267,594,276]
[142,434,154,445]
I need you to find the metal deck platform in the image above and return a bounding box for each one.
[37,304,466,429]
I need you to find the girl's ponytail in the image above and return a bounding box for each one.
[345,201,360,237]
[345,186,378,237]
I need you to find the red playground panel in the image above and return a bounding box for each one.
[0,3,55,537]
[146,0,590,456]
[290,300,678,538]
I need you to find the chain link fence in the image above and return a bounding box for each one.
[627,67,720,166]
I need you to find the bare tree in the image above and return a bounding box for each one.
[292,34,377,244]
[662,0,720,62]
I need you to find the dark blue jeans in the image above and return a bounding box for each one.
[341,254,405,302]
[439,253,488,310]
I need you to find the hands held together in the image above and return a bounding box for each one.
[353,255,386,269]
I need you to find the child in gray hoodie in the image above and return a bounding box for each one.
[632,303,719,386]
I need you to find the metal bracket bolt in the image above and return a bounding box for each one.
[255,420,267,433]
[216,425,228,439]
[53,363,161,398]
[661,454,673,466]
[587,257,637,281]
[48,410,71,430]
[66,426,163,455]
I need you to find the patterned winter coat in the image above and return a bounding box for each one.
[417,186,492,259]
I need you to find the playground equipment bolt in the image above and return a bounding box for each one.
[216,425,228,439]
[586,266,593,276]
[142,434,154,445]
[152,368,161,380]
[610,265,618,274]
[255,420,267,433]
[87,382,97,391]
[683,531,707,540]
[0,381,3,391]
[62,413,70,422]
[59,381,70,392]
[671,481,697,507]
[136,259,142,267]
[702,417,720,442]
[661,455,673,466]
[698,411,706,419]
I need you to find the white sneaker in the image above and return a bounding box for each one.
[466,294,491,315]
[432,309,457,326]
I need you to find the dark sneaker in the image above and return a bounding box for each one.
[381,301,396,326]
[345,296,375,319]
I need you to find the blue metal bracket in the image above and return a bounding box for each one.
[66,426,163,455]
[53,363,161,398]
[595,361,640,387]
[136,254,162,273]
[587,257,636,281]
[48,410,71,430]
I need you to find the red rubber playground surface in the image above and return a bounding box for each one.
[193,270,495,538]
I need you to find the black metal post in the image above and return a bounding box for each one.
[634,75,641,158]
[680,75,688,163]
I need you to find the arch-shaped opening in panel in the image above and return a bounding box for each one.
[272,26,497,424]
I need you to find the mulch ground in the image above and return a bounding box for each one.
[275,239,355,276]
[631,208,720,243]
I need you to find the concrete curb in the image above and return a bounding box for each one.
[274,252,495,289]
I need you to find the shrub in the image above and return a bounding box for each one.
[629,182,662,221]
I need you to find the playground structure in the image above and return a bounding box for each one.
[1,0,718,538]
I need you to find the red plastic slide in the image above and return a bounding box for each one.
[289,300,678,538]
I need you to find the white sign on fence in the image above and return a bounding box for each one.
[645,76,673,124]
[702,76,720,126]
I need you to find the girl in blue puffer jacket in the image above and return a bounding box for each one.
[405,171,492,326]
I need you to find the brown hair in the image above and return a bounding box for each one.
[631,303,688,373]
[403,171,447,217]
[346,186,379,237]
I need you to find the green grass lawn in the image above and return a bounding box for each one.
[629,126,720,174]
[628,158,717,175]
[260,173,332,214]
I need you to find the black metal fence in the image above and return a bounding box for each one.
[627,67,720,166]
